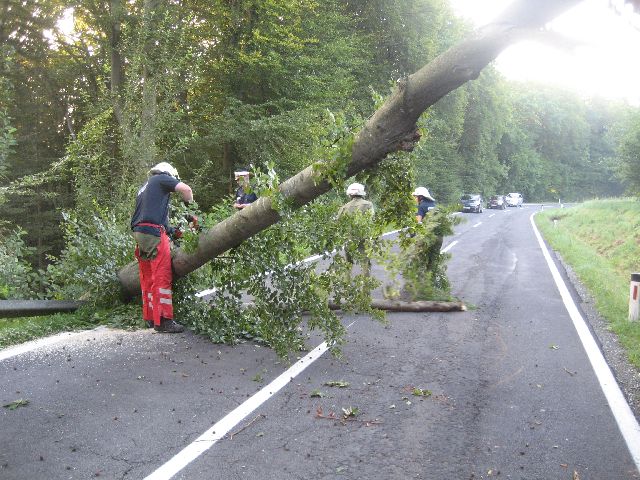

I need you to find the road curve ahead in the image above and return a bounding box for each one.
[1,205,639,479]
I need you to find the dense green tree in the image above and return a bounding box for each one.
[0,0,637,295]
[614,109,640,195]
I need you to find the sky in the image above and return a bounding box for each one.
[449,0,640,105]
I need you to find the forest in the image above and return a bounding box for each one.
[1,0,640,353]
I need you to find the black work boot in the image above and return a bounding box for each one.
[154,318,185,333]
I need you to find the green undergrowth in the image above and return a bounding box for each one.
[535,198,640,368]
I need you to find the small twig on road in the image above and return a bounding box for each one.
[228,414,266,440]
[315,406,382,426]
[564,367,577,376]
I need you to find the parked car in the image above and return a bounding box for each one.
[460,194,483,213]
[505,192,523,207]
[488,195,506,210]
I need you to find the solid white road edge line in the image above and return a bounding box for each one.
[0,327,108,362]
[530,212,640,470]
[144,321,357,480]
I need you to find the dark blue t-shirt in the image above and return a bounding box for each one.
[417,198,436,218]
[131,174,180,235]
[235,186,258,205]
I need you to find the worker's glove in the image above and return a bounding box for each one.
[167,226,182,244]
[185,214,201,232]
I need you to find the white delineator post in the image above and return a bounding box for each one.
[629,273,640,321]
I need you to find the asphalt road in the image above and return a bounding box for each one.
[1,204,639,480]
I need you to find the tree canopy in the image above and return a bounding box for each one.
[1,0,640,354]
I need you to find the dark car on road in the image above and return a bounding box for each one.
[460,194,483,213]
[488,195,506,210]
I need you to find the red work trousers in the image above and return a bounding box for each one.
[134,229,174,326]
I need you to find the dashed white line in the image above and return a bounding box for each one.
[441,240,458,253]
[144,321,356,480]
[531,212,640,470]
[472,222,482,228]
[489,214,495,218]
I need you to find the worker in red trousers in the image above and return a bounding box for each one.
[130,162,193,333]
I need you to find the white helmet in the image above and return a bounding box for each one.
[412,187,434,200]
[149,162,180,179]
[346,182,366,197]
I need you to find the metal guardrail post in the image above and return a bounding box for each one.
[629,273,640,322]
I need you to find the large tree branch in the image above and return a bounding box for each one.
[117,0,582,298]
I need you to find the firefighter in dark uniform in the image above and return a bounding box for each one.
[233,168,258,210]
[337,183,374,277]
[412,187,436,223]
[130,162,193,333]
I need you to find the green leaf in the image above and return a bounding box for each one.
[3,399,29,410]
[341,406,359,418]
[324,380,349,388]
[412,388,432,397]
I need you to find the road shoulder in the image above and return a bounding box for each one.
[555,250,640,417]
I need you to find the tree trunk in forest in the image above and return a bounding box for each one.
[117,0,582,298]
[139,0,160,167]
[222,142,235,194]
[109,0,125,126]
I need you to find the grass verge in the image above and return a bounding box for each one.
[535,198,640,369]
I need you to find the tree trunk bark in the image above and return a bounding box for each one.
[139,0,160,166]
[329,299,466,312]
[109,0,125,126]
[117,0,582,298]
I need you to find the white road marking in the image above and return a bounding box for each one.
[381,229,401,238]
[0,328,107,362]
[531,212,640,470]
[441,241,458,253]
[489,214,495,218]
[472,222,482,228]
[144,321,356,480]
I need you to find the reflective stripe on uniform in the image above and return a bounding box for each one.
[159,288,172,295]
[160,298,172,305]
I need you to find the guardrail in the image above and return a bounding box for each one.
[0,300,84,319]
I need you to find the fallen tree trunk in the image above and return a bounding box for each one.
[0,300,84,319]
[243,299,465,312]
[330,299,466,313]
[117,0,581,298]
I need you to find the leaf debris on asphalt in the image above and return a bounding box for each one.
[324,380,350,388]
[3,399,29,410]
[412,387,432,397]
